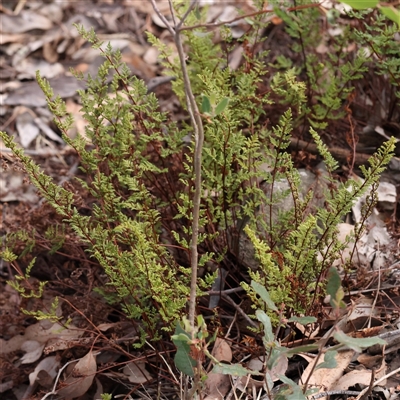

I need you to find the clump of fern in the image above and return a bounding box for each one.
[0,1,397,342]
[0,29,198,340]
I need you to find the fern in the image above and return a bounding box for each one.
[0,2,397,340]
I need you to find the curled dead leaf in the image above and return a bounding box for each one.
[29,356,59,387]
[57,351,97,399]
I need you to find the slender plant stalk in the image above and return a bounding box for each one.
[149,0,204,334]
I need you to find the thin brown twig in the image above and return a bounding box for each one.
[179,3,320,32]
[220,293,258,329]
[354,365,400,400]
[359,368,375,400]
[207,287,244,295]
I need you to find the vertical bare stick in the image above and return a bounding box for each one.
[149,0,204,334]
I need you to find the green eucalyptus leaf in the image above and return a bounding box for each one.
[256,309,274,342]
[287,316,317,325]
[266,347,287,371]
[172,322,196,377]
[327,267,345,309]
[277,376,308,400]
[171,333,192,342]
[212,363,262,377]
[215,98,229,115]
[333,330,386,353]
[305,387,320,396]
[314,350,337,370]
[379,6,400,27]
[285,344,319,356]
[251,281,278,311]
[194,6,201,20]
[326,266,340,299]
[201,95,211,114]
[339,0,378,9]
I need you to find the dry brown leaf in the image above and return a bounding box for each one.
[123,0,154,14]
[316,42,329,54]
[203,338,233,398]
[97,323,119,332]
[349,326,384,339]
[357,353,383,369]
[57,351,97,399]
[16,108,40,148]
[39,3,64,24]
[228,46,243,70]
[0,165,39,203]
[43,41,59,63]
[122,362,152,384]
[332,369,372,391]
[4,76,85,107]
[301,349,355,399]
[0,33,25,45]
[20,340,45,364]
[203,371,231,400]
[212,338,232,363]
[344,296,381,333]
[93,378,104,400]
[15,59,64,80]
[34,116,64,144]
[333,357,387,390]
[0,321,83,355]
[143,47,160,65]
[0,380,14,394]
[0,11,53,34]
[65,99,89,140]
[121,52,156,80]
[35,370,55,389]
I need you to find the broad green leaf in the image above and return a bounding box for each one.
[379,6,400,27]
[305,388,320,396]
[333,330,386,353]
[194,6,201,20]
[340,0,378,9]
[287,316,317,325]
[285,344,319,356]
[212,362,262,377]
[266,347,287,371]
[214,98,229,115]
[201,95,211,114]
[326,266,340,299]
[256,310,274,342]
[265,373,274,391]
[172,322,196,377]
[171,333,192,342]
[277,376,308,400]
[334,286,345,308]
[326,267,345,309]
[251,281,278,311]
[244,17,255,25]
[315,349,337,370]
